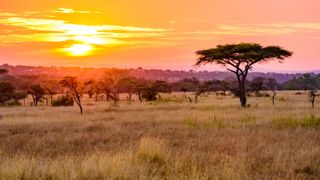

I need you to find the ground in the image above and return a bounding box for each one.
[0,91,319,179]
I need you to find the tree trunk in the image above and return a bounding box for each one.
[74,96,83,115]
[195,93,199,103]
[239,93,246,107]
[312,99,315,109]
[238,77,247,107]
[79,104,83,114]
[138,91,142,103]
[128,93,132,104]
[77,100,83,114]
[272,91,276,106]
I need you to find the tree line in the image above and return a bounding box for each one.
[1,43,320,115]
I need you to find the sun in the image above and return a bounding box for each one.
[65,44,93,56]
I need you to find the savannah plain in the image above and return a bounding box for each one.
[0,91,319,179]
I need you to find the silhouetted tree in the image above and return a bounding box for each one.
[100,77,119,105]
[28,84,45,106]
[0,82,15,105]
[214,80,229,96]
[309,90,319,109]
[93,82,104,101]
[14,91,28,106]
[133,79,148,103]
[117,77,138,103]
[265,78,279,91]
[44,86,57,105]
[86,81,95,99]
[140,80,171,101]
[196,43,292,107]
[265,78,279,106]
[0,69,8,74]
[60,76,93,114]
[249,77,266,96]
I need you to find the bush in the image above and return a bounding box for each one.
[141,88,157,101]
[52,95,74,106]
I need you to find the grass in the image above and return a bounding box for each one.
[273,114,320,128]
[0,91,320,179]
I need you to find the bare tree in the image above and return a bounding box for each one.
[271,92,277,106]
[60,76,93,114]
[265,78,279,106]
[309,90,320,109]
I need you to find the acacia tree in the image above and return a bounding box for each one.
[28,84,45,106]
[249,77,266,96]
[60,76,93,114]
[117,77,138,103]
[196,43,292,107]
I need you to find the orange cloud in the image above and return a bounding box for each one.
[51,8,101,14]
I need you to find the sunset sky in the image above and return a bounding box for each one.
[0,0,320,72]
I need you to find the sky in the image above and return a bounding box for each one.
[0,0,320,72]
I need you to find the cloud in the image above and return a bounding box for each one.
[52,8,101,14]
[0,12,18,17]
[185,22,320,36]
[0,16,170,48]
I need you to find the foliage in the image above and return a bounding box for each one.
[141,87,158,101]
[282,73,320,90]
[28,84,45,106]
[0,68,8,74]
[0,82,26,105]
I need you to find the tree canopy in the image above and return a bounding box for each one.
[196,43,292,71]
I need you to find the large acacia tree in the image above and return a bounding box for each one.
[196,43,292,107]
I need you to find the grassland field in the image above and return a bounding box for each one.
[0,91,320,179]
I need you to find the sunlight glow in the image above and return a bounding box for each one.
[65,44,93,56]
[0,16,168,57]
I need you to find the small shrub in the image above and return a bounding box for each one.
[51,95,74,106]
[141,89,157,101]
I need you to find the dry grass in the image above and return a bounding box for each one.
[0,91,320,179]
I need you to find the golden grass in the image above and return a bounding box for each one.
[0,91,320,179]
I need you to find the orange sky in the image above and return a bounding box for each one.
[0,0,320,72]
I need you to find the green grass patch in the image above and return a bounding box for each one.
[273,114,320,128]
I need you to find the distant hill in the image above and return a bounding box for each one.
[0,64,309,83]
[312,70,320,74]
